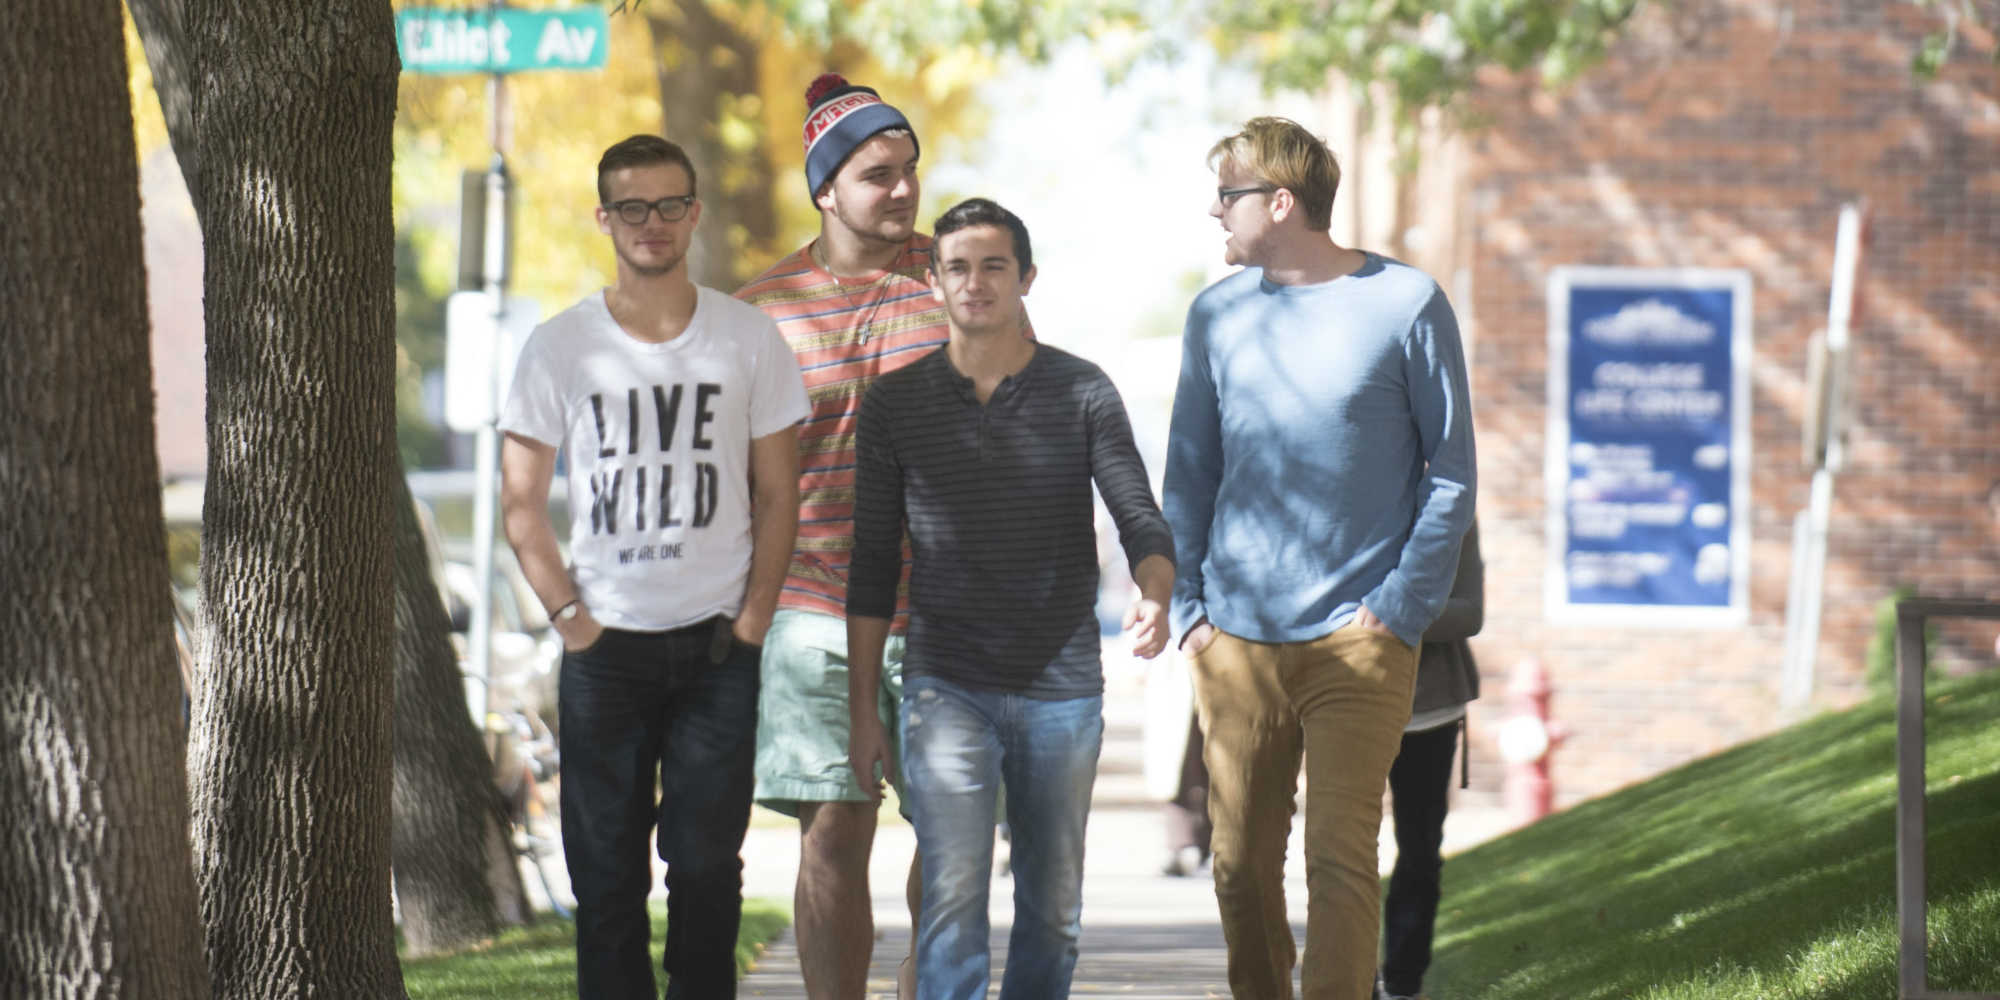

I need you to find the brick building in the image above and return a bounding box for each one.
[1327,0,1998,805]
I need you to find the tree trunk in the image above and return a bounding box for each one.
[129,0,530,959]
[388,470,530,954]
[0,1,210,996]
[647,0,780,290]
[183,1,408,996]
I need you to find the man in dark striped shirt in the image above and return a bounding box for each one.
[845,198,1175,1000]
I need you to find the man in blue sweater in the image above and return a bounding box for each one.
[1162,117,1476,1000]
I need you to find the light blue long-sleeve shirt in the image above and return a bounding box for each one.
[1163,252,1476,647]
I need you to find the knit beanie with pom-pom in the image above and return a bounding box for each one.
[801,72,918,198]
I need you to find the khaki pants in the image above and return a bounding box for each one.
[1191,624,1418,1000]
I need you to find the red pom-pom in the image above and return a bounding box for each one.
[805,73,849,108]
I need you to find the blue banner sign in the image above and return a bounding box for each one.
[1545,268,1752,625]
[397,7,609,75]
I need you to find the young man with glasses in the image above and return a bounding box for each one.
[847,198,1175,1000]
[499,133,809,999]
[1163,117,1476,1000]
[733,73,947,1000]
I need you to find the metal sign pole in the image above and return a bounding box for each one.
[467,47,510,726]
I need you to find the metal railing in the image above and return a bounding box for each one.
[1893,597,2000,1000]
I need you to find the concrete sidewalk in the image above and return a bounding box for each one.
[734,667,1515,998]
[739,806,1236,998]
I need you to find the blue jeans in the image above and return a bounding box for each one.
[900,674,1103,1000]
[559,620,761,1000]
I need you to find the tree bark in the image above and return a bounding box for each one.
[647,0,780,290]
[0,1,210,996]
[388,471,530,954]
[129,0,532,955]
[182,1,408,996]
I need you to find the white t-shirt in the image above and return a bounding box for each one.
[499,286,810,631]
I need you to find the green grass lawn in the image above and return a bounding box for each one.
[1429,668,2000,1000]
[402,899,789,999]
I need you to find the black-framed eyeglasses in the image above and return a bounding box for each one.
[1217,185,1275,207]
[606,195,696,225]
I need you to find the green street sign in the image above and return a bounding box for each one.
[397,7,609,75]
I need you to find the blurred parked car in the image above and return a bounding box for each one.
[440,544,560,725]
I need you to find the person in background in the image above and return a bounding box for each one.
[1378,520,1483,1000]
[1160,711,1212,877]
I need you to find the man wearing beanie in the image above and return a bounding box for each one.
[735,73,938,1000]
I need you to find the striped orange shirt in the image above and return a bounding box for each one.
[736,236,947,625]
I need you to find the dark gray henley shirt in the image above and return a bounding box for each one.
[847,343,1174,698]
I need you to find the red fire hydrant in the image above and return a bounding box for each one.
[1497,657,1566,825]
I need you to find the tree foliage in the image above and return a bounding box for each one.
[1908,0,2000,77]
[1204,0,1995,142]
[756,0,1139,66]
[1204,0,1640,143]
[391,1,1009,309]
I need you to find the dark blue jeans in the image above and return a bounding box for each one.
[1381,720,1461,998]
[900,674,1103,1000]
[559,620,761,1000]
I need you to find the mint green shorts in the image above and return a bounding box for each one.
[753,609,907,817]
